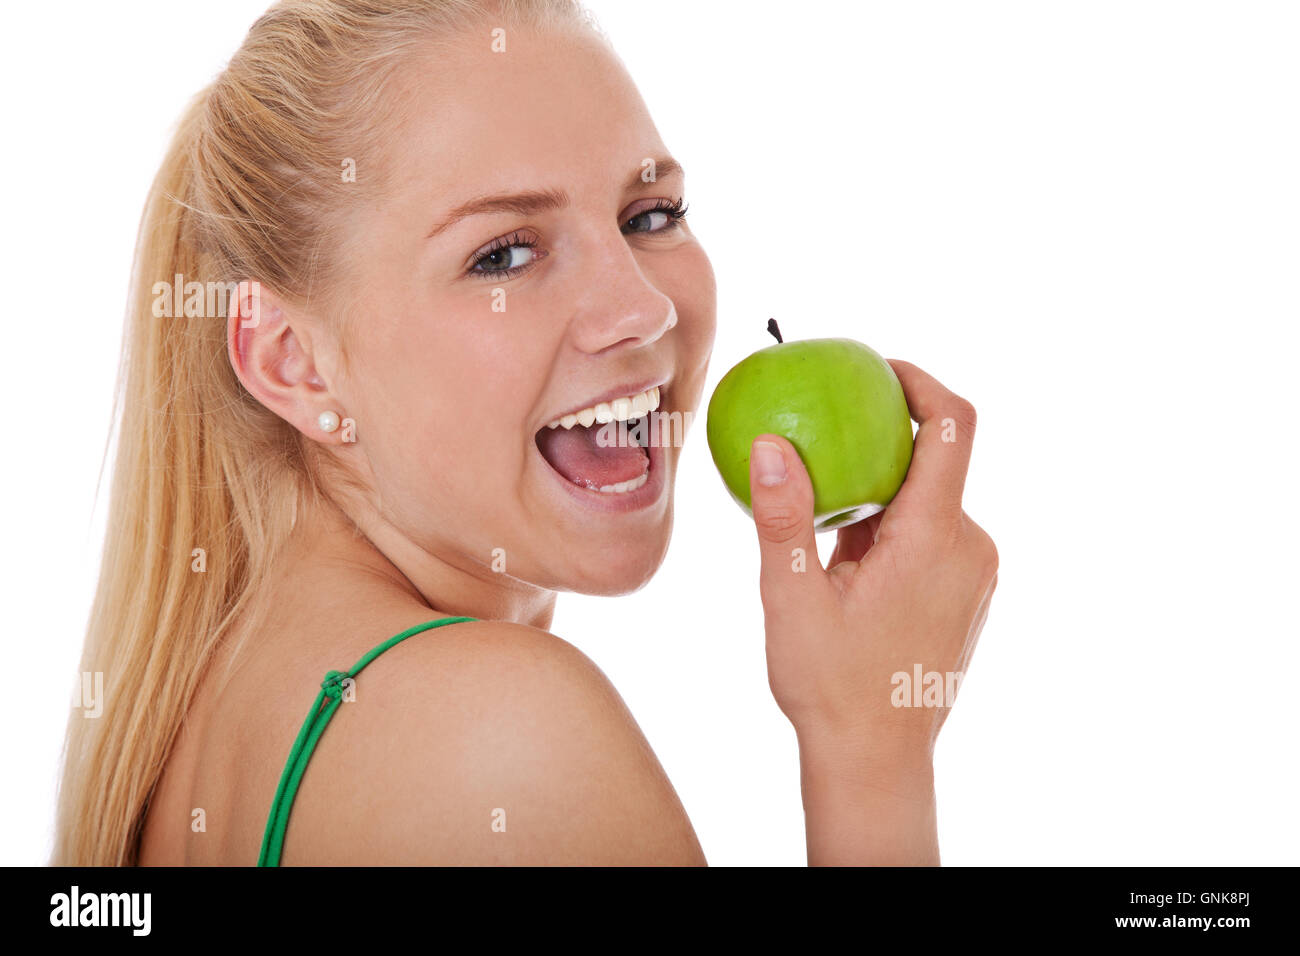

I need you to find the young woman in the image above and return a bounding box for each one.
[54,0,997,866]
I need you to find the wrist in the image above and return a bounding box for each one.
[795,724,939,866]
[795,721,936,799]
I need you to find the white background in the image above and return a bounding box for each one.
[2,0,1296,866]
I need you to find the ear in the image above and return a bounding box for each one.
[226,280,346,444]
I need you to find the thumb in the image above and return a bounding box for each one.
[748,434,825,614]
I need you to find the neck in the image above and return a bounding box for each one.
[293,486,556,632]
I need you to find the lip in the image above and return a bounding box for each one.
[537,375,670,430]
[535,435,669,515]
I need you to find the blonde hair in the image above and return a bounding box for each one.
[53,0,600,866]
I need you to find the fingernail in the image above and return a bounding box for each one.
[752,440,787,486]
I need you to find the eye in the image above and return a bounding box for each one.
[468,230,544,279]
[623,197,689,235]
[466,199,689,281]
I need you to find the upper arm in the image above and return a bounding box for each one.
[281,619,706,865]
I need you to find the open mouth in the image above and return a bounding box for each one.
[534,385,660,494]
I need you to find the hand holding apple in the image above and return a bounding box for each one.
[730,355,999,864]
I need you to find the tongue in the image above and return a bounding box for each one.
[536,421,650,490]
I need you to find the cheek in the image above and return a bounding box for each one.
[664,244,718,390]
[400,361,530,482]
[365,400,530,551]
[675,243,717,328]
[347,323,531,500]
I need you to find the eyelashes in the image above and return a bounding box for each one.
[467,197,690,280]
[468,229,540,279]
[627,196,689,234]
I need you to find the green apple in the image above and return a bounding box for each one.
[705,322,914,531]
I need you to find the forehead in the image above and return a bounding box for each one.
[387,25,664,198]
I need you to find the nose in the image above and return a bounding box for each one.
[565,232,678,355]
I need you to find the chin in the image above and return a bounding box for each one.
[555,513,674,597]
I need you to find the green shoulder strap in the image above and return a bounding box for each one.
[256,616,477,866]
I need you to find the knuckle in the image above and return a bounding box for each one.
[951,395,978,433]
[982,536,999,575]
[967,522,999,576]
[755,506,805,544]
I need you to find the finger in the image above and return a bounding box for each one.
[827,511,884,568]
[881,359,977,526]
[748,434,829,620]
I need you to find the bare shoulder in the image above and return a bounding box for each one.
[275,614,706,865]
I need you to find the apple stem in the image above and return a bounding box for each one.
[767,318,783,343]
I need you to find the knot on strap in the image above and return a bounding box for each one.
[321,670,351,700]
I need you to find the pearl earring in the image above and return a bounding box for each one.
[318,410,340,433]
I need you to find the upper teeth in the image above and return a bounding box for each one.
[546,386,660,430]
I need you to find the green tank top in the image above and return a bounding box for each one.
[256,615,477,866]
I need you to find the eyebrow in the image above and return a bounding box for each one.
[426,156,684,239]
